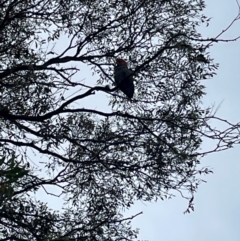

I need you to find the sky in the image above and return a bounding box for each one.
[33,0,240,240]
[124,1,240,241]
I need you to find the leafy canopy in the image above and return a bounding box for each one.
[0,0,239,240]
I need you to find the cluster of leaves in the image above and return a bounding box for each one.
[0,0,240,240]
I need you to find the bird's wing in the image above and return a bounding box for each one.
[114,65,128,85]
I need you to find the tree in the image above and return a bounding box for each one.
[0,0,240,240]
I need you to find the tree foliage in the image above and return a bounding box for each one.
[0,0,240,240]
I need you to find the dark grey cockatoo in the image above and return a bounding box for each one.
[114,58,134,99]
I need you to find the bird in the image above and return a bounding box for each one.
[114,58,134,99]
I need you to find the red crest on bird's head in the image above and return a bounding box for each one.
[116,58,128,66]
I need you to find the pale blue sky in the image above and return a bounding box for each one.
[125,1,240,241]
